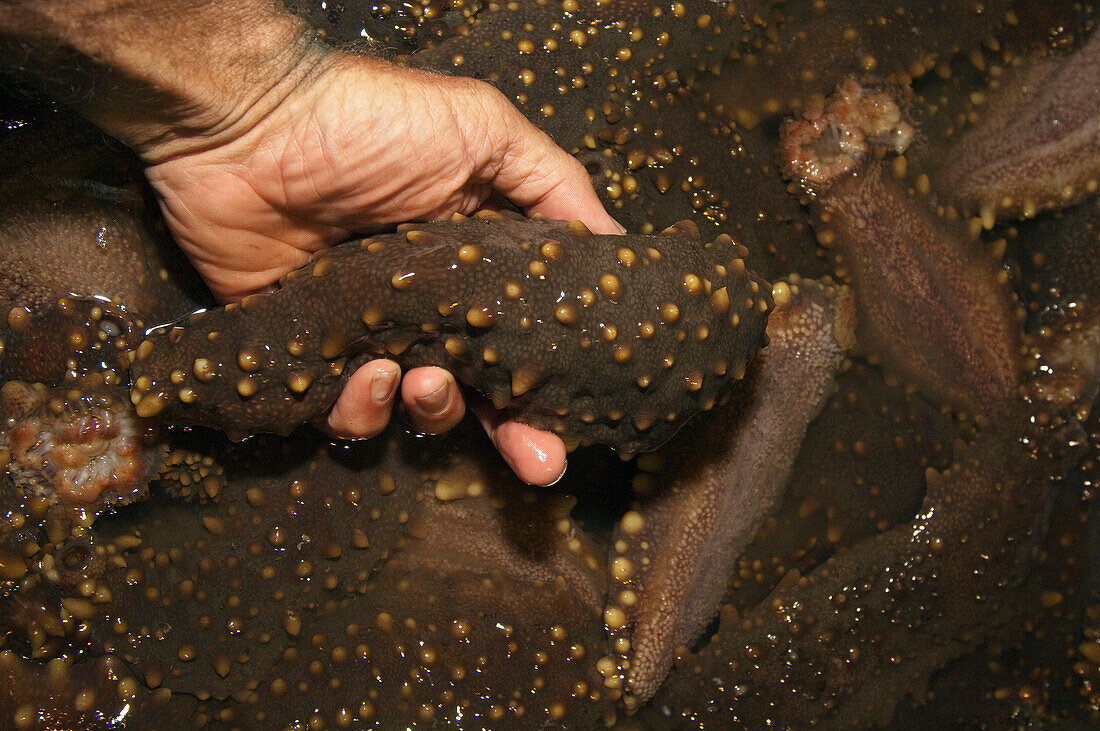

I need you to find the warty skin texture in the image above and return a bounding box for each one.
[604,277,855,707]
[934,29,1100,225]
[3,0,1100,727]
[129,212,772,456]
[810,164,1022,418]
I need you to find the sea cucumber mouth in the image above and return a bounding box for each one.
[2,380,155,506]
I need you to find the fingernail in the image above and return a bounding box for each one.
[370,367,398,403]
[546,459,568,487]
[614,219,627,234]
[415,378,452,414]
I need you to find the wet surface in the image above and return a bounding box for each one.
[1,1,1099,728]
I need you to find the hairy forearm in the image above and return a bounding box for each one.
[0,0,325,160]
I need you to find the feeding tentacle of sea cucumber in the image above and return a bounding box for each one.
[1,378,157,507]
[129,212,772,455]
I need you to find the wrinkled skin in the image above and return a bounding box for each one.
[2,1,1100,729]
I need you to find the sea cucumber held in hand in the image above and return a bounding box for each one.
[129,212,772,455]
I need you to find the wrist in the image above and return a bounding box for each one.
[128,36,332,165]
[100,3,329,164]
[0,1,329,163]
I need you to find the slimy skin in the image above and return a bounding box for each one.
[700,0,1017,124]
[0,652,197,729]
[583,78,827,284]
[85,431,428,700]
[408,0,756,151]
[287,0,469,51]
[74,424,612,726]
[654,426,1040,728]
[1,296,139,385]
[241,465,610,728]
[724,360,958,615]
[130,212,772,456]
[779,86,1021,418]
[0,191,204,321]
[935,30,1100,225]
[812,165,1021,418]
[603,277,855,706]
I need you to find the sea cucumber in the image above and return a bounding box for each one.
[129,212,772,456]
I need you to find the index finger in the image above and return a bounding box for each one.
[485,100,625,234]
[523,165,627,235]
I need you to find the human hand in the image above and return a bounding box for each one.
[141,54,622,485]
